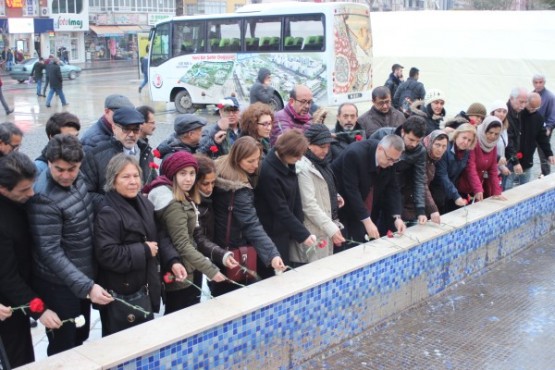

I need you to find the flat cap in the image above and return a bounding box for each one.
[105,94,134,110]
[113,107,145,126]
[174,114,207,136]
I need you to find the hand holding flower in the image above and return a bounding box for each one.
[39,309,62,329]
[88,284,113,305]
[224,255,239,269]
[0,304,12,321]
[170,263,187,282]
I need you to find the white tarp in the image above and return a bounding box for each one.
[370,10,555,114]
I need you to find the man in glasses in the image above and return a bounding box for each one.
[271,85,313,146]
[332,134,406,247]
[199,96,241,158]
[81,94,134,152]
[81,107,155,205]
[0,122,23,157]
[358,86,406,137]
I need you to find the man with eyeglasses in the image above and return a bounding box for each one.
[199,96,241,158]
[332,134,406,247]
[0,122,23,157]
[81,107,156,205]
[357,86,406,138]
[271,85,313,146]
[505,92,555,189]
[81,94,134,152]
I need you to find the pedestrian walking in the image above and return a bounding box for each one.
[45,58,68,108]
[138,45,149,93]
[0,74,14,115]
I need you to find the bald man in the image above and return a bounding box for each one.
[271,85,313,146]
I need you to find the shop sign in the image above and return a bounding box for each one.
[55,13,89,31]
[6,0,23,8]
[148,13,172,26]
[22,0,38,16]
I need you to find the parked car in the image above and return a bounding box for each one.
[9,58,82,83]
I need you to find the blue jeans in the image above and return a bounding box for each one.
[139,73,148,90]
[504,168,532,190]
[46,87,67,106]
[36,79,42,95]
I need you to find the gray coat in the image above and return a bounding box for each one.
[27,171,96,298]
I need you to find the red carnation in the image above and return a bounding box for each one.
[355,134,363,141]
[216,103,224,109]
[318,240,328,249]
[468,117,476,125]
[163,272,175,284]
[152,149,161,159]
[386,230,394,238]
[149,162,159,169]
[29,298,45,313]
[209,145,219,154]
[516,152,523,160]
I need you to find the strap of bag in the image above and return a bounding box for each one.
[225,190,235,248]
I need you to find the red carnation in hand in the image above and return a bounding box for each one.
[355,134,363,141]
[149,162,159,169]
[317,240,328,249]
[386,230,394,238]
[152,149,161,159]
[209,145,219,154]
[29,298,45,313]
[516,152,523,160]
[163,272,175,284]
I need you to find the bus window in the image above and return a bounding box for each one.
[207,19,241,53]
[245,17,281,52]
[285,14,324,51]
[172,21,206,56]
[150,22,170,67]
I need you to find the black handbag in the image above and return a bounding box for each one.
[105,286,154,335]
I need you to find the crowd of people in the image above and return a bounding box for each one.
[0,66,554,367]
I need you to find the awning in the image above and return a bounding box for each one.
[89,25,124,37]
[34,19,54,34]
[118,25,143,34]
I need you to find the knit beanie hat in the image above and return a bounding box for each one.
[304,124,333,145]
[161,151,198,180]
[488,100,508,115]
[425,89,446,106]
[466,102,487,118]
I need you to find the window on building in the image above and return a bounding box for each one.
[52,0,83,14]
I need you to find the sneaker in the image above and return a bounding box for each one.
[6,108,14,115]
[63,103,69,107]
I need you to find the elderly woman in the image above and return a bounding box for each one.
[458,116,507,201]
[429,123,478,213]
[145,152,226,313]
[291,125,345,265]
[255,130,316,275]
[94,154,161,336]
[239,102,273,156]
[212,136,285,295]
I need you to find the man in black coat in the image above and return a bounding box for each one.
[370,116,428,225]
[506,92,555,189]
[332,135,407,245]
[330,102,366,162]
[81,107,156,206]
[0,152,61,368]
[27,135,113,356]
[45,57,68,108]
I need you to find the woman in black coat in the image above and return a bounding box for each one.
[94,154,161,336]
[255,130,316,273]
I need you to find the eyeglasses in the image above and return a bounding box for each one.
[115,124,140,134]
[7,142,20,151]
[374,99,391,107]
[257,120,273,128]
[294,99,313,106]
[224,107,239,113]
[381,147,401,163]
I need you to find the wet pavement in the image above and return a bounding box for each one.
[305,232,555,370]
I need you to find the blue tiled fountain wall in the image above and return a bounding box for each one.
[113,190,555,370]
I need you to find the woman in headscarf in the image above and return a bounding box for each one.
[458,116,507,201]
[291,124,345,265]
[403,130,449,224]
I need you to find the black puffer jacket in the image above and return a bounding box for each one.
[27,171,96,299]
[196,196,228,266]
[81,116,113,152]
[156,133,198,161]
[370,126,427,216]
[94,191,161,312]
[212,176,280,267]
[81,137,156,205]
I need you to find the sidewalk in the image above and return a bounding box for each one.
[0,59,138,77]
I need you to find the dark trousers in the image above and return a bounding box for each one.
[0,310,34,368]
[33,278,90,356]
[163,270,203,315]
[538,131,552,175]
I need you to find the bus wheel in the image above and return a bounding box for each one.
[269,93,284,111]
[175,90,196,113]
